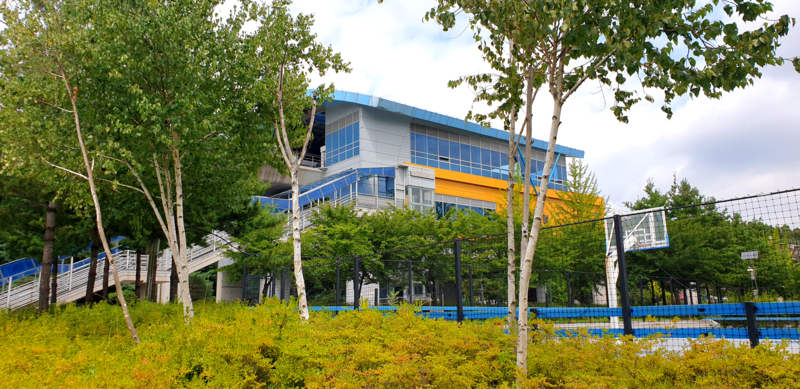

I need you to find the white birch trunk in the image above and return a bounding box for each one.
[172,148,195,319]
[291,168,310,320]
[520,67,535,263]
[506,105,518,330]
[516,60,566,373]
[60,70,140,343]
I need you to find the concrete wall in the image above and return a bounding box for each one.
[216,256,243,302]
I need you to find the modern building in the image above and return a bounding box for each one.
[216,90,585,302]
[253,90,584,218]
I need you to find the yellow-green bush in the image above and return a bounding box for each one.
[0,300,798,388]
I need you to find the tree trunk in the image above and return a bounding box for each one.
[85,228,100,304]
[50,260,58,305]
[60,46,139,342]
[170,261,179,303]
[291,168,310,320]
[171,148,195,318]
[517,60,566,373]
[38,201,56,313]
[135,250,141,298]
[520,67,535,263]
[102,254,110,300]
[506,103,518,331]
[145,238,159,301]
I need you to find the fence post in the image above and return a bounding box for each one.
[639,275,644,306]
[565,271,571,308]
[241,266,248,302]
[454,238,464,323]
[613,214,634,336]
[669,279,676,305]
[468,264,474,307]
[648,279,654,305]
[280,268,286,302]
[374,288,379,307]
[353,256,360,310]
[407,260,413,304]
[6,280,11,310]
[744,301,760,348]
[335,258,340,307]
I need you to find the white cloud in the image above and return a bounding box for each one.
[231,0,800,205]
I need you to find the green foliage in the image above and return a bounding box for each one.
[219,205,290,282]
[625,177,800,296]
[1,301,799,388]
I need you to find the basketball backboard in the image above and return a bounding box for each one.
[604,207,670,254]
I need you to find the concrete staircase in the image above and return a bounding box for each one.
[0,233,228,310]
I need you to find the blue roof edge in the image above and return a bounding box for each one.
[309,89,585,159]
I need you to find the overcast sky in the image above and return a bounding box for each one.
[234,0,800,209]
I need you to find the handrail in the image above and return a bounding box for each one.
[0,231,230,310]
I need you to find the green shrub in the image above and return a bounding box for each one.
[0,300,798,388]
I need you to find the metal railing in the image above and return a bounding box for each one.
[0,232,229,311]
[286,192,403,235]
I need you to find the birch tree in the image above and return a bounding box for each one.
[0,0,140,342]
[260,1,350,320]
[422,0,798,378]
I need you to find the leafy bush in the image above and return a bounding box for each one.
[0,300,798,388]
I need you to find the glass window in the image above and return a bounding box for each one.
[491,151,501,168]
[427,135,438,156]
[439,139,449,158]
[409,187,434,213]
[461,144,471,162]
[326,121,361,166]
[500,153,509,173]
[346,124,353,144]
[481,149,491,168]
[416,134,427,153]
[450,142,460,160]
[471,146,481,165]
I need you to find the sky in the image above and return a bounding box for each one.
[225,0,800,209]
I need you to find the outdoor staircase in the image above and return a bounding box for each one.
[0,232,229,311]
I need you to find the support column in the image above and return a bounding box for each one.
[613,214,634,336]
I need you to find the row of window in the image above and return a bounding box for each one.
[410,132,569,190]
[435,202,493,217]
[325,122,361,166]
[411,132,511,180]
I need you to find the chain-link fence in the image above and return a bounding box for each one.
[242,188,800,351]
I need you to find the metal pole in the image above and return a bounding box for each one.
[6,280,11,310]
[649,279,656,305]
[669,279,676,305]
[374,288,379,307]
[354,256,361,310]
[280,268,286,302]
[613,214,634,336]
[639,275,644,306]
[468,264,474,306]
[454,239,464,323]
[335,258,340,307]
[744,301,760,348]
[565,271,571,308]
[68,257,74,291]
[407,260,413,304]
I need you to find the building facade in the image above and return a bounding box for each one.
[254,90,585,217]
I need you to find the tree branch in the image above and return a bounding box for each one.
[34,99,73,113]
[561,50,616,104]
[38,155,88,180]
